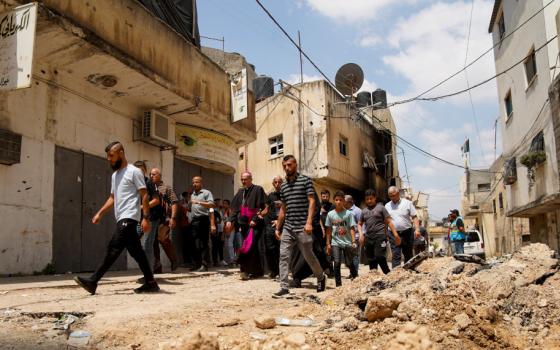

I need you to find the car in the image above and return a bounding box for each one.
[464,230,485,259]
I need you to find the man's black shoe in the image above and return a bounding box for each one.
[289,278,302,288]
[133,281,160,294]
[74,276,97,295]
[272,288,290,298]
[196,265,208,272]
[317,274,327,292]
[136,277,145,284]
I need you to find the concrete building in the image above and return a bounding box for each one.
[0,0,255,275]
[239,80,399,203]
[460,157,530,258]
[488,0,560,252]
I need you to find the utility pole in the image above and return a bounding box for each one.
[297,30,305,173]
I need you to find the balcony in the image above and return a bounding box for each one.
[13,0,255,145]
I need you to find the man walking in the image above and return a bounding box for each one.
[149,168,179,273]
[189,176,216,272]
[344,195,362,276]
[225,172,267,280]
[74,141,159,294]
[385,186,421,267]
[320,190,335,276]
[264,176,283,278]
[274,155,326,297]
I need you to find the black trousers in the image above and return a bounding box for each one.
[211,232,224,265]
[332,245,357,285]
[389,228,414,268]
[365,234,390,274]
[91,219,154,283]
[191,216,211,267]
[264,224,280,276]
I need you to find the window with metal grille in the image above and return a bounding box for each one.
[269,134,283,158]
[498,192,504,210]
[524,48,537,86]
[0,129,22,165]
[504,90,513,121]
[339,135,348,157]
[498,14,505,40]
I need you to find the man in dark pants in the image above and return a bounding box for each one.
[264,176,283,278]
[385,186,421,268]
[74,141,159,294]
[319,190,335,277]
[189,176,215,272]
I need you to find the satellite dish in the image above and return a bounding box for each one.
[335,63,364,96]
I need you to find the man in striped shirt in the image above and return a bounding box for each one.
[273,155,326,297]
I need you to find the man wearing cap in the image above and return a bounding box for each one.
[449,209,466,254]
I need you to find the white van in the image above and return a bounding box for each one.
[464,230,485,259]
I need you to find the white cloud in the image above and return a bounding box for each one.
[285,73,323,85]
[382,0,497,104]
[302,0,400,22]
[358,35,383,47]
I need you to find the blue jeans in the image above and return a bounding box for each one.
[142,218,160,268]
[453,241,465,254]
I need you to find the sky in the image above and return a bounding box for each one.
[197,0,501,221]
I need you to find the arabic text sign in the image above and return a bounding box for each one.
[231,68,248,122]
[0,3,37,90]
[176,125,237,171]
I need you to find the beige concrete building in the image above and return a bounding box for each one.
[460,157,530,257]
[240,80,399,202]
[488,0,560,252]
[0,0,255,275]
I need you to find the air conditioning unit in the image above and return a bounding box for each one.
[141,110,176,147]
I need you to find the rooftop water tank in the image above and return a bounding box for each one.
[356,91,372,108]
[253,76,274,103]
[372,89,387,108]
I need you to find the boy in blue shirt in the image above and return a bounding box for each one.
[325,191,357,287]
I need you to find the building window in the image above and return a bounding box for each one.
[269,134,284,158]
[492,199,497,214]
[498,192,504,210]
[524,48,537,86]
[477,183,491,191]
[498,13,505,40]
[504,90,513,121]
[339,135,348,157]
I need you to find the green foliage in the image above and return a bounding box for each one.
[519,151,546,169]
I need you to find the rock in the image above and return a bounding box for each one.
[254,316,276,329]
[448,328,460,337]
[339,317,359,332]
[449,261,465,274]
[454,313,471,331]
[284,332,306,346]
[538,299,548,308]
[477,306,498,323]
[217,318,241,327]
[249,332,268,341]
[385,323,436,349]
[364,294,402,322]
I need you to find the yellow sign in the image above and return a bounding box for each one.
[175,125,237,172]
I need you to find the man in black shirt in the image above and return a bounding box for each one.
[264,176,283,278]
[320,189,335,276]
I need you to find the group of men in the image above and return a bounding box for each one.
[74,142,423,297]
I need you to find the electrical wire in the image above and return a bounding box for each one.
[283,89,500,173]
[463,0,487,164]
[389,34,558,105]
[255,0,341,96]
[388,0,557,106]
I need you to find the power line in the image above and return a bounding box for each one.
[388,0,557,107]
[389,33,558,105]
[254,0,342,96]
[284,89,500,173]
[463,0,486,164]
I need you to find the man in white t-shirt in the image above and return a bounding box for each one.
[74,141,160,295]
[385,186,421,268]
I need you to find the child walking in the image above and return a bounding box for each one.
[325,191,358,287]
[358,189,400,274]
